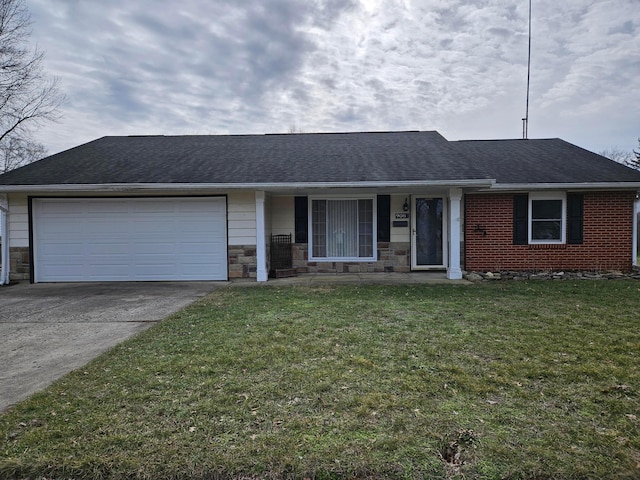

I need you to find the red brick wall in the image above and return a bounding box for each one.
[465,191,636,272]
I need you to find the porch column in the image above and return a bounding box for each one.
[255,191,268,282]
[0,194,8,285]
[634,198,639,267]
[447,188,463,280]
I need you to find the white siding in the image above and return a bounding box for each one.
[228,192,257,245]
[271,196,294,236]
[8,194,29,247]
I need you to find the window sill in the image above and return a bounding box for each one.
[528,243,567,250]
[309,257,377,262]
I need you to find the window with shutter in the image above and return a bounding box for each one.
[528,193,566,244]
[309,196,377,261]
[513,192,583,245]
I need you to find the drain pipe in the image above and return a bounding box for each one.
[0,195,9,285]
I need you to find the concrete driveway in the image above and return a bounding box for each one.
[0,281,223,413]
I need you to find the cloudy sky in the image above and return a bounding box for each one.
[28,0,639,156]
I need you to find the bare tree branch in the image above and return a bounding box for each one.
[0,0,64,172]
[599,146,634,165]
[0,134,46,173]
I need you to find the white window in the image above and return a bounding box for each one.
[309,197,376,260]
[529,193,566,244]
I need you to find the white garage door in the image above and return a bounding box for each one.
[32,197,228,282]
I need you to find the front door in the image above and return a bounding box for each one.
[411,197,447,270]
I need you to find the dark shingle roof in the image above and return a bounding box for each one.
[1,131,639,187]
[453,138,640,184]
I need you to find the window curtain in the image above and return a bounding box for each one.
[311,199,374,258]
[327,200,358,257]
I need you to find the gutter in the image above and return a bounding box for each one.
[2,180,640,194]
[0,179,496,193]
[0,195,8,285]
[481,182,640,192]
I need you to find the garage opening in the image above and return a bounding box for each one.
[31,197,228,282]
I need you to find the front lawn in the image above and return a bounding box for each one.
[1,281,639,479]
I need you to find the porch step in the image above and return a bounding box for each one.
[275,268,298,278]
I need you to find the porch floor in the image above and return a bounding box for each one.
[233,271,471,286]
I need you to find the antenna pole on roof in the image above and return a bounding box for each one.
[523,0,532,139]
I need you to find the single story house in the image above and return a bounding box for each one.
[0,130,639,284]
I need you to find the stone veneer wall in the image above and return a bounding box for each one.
[9,247,30,281]
[292,242,411,273]
[6,245,259,282]
[228,245,257,279]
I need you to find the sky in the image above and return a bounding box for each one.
[27,0,640,156]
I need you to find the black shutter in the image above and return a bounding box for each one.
[513,194,528,245]
[377,195,391,242]
[567,193,584,244]
[294,196,308,243]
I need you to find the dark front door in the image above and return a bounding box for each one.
[411,197,446,269]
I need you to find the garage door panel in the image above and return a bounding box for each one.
[40,263,86,279]
[40,221,84,236]
[40,242,84,255]
[130,242,177,255]
[87,264,130,277]
[86,220,129,234]
[33,197,228,282]
[87,243,130,255]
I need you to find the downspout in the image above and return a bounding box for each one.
[0,194,9,285]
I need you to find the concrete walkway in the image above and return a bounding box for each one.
[235,271,471,286]
[0,281,221,413]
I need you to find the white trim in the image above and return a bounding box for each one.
[255,191,268,282]
[308,195,377,262]
[528,192,566,244]
[411,195,448,270]
[0,179,495,193]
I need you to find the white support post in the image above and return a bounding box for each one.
[255,191,268,282]
[633,197,639,267]
[447,188,463,280]
[0,194,9,285]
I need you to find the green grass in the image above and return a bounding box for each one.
[1,281,640,479]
